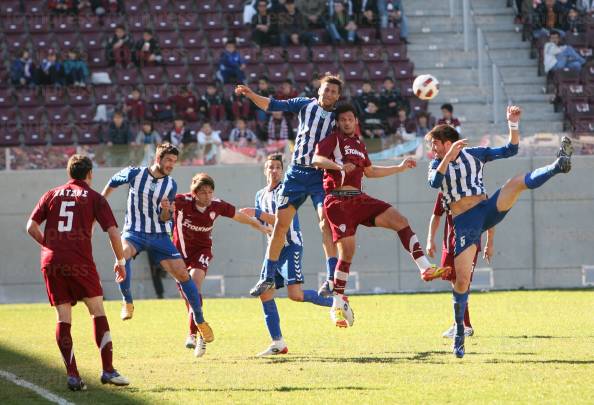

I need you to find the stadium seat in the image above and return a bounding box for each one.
[128,17,146,34]
[380,28,401,44]
[46,106,71,124]
[55,33,80,50]
[0,0,22,16]
[0,126,21,147]
[154,13,177,32]
[2,15,26,35]
[93,86,120,105]
[205,29,229,48]
[146,84,169,105]
[142,67,165,85]
[4,34,29,53]
[385,44,407,62]
[31,32,56,49]
[156,31,180,49]
[311,45,335,63]
[102,16,126,32]
[181,30,205,49]
[201,13,226,31]
[268,64,290,83]
[23,127,48,146]
[186,48,211,66]
[28,18,50,35]
[193,65,215,84]
[115,69,140,86]
[361,46,384,62]
[261,47,285,64]
[286,46,309,64]
[53,15,78,34]
[163,50,185,66]
[315,62,339,76]
[86,48,109,68]
[125,0,145,14]
[221,0,244,13]
[393,61,415,80]
[178,14,200,31]
[43,88,66,107]
[172,0,195,13]
[198,0,219,13]
[565,32,587,48]
[367,62,392,81]
[67,87,93,105]
[24,0,46,15]
[293,64,315,84]
[147,0,170,14]
[357,28,379,44]
[0,109,18,125]
[75,124,102,144]
[244,64,267,83]
[337,46,358,63]
[238,47,259,64]
[71,105,96,123]
[79,16,103,33]
[0,89,14,109]
[227,12,244,30]
[342,62,366,82]
[19,107,45,126]
[16,90,40,108]
[409,97,428,114]
[80,32,105,50]
[168,67,190,85]
[49,125,75,145]
[233,31,252,48]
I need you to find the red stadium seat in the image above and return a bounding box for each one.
[0,1,22,16]
[0,89,14,109]
[50,125,75,145]
[233,31,252,48]
[205,29,229,48]
[86,48,109,68]
[193,65,215,84]
[23,127,48,146]
[43,88,66,107]
[197,0,218,13]
[393,61,415,80]
[156,31,180,49]
[79,16,103,33]
[5,34,29,52]
[0,126,21,147]
[311,45,334,63]
[75,124,102,144]
[357,28,379,44]
[409,97,428,114]
[80,32,105,50]
[186,48,211,66]
[16,90,40,107]
[147,0,170,14]
[315,62,339,76]
[380,28,401,44]
[31,32,56,49]
[146,85,169,105]
[24,0,46,15]
[337,46,358,63]
[102,16,126,32]
[28,17,50,35]
[181,30,205,49]
[53,15,79,34]
[385,44,407,62]
[71,105,96,123]
[93,86,120,105]
[2,15,26,35]
[178,14,200,31]
[142,67,165,85]
[342,62,366,82]
[287,47,309,64]
[153,13,177,32]
[0,108,18,125]
[125,0,145,14]
[367,63,392,81]
[293,64,315,84]
[261,47,285,64]
[168,67,190,85]
[221,0,244,13]
[172,0,195,13]
[115,69,140,86]
[128,17,146,34]
[361,46,384,62]
[162,50,185,66]
[55,33,81,50]
[46,107,72,124]
[67,87,93,106]
[19,107,44,126]
[268,64,290,83]
[238,47,259,65]
[226,12,244,30]
[201,13,225,31]
[244,64,267,83]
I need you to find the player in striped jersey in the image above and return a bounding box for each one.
[235,75,342,298]
[240,154,339,356]
[101,143,214,344]
[427,106,573,358]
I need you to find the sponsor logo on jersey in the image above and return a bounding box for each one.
[344,145,365,159]
[182,218,213,232]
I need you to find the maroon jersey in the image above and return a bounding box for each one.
[29,179,118,267]
[172,193,236,256]
[315,130,372,192]
[433,192,455,254]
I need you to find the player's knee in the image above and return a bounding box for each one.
[288,289,303,302]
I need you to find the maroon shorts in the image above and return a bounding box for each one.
[324,192,392,242]
[42,263,103,306]
[440,247,479,282]
[184,247,213,273]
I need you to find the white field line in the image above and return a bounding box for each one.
[0,369,75,405]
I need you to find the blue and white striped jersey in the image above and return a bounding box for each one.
[268,97,335,166]
[255,183,302,246]
[108,166,177,234]
[428,143,519,208]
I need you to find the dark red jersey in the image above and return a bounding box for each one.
[432,192,455,254]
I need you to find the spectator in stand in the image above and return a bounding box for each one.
[296,0,327,28]
[135,30,163,67]
[544,30,586,73]
[576,0,594,13]
[252,0,277,46]
[354,81,381,117]
[561,7,585,34]
[229,119,258,146]
[48,0,78,15]
[124,88,147,124]
[361,101,387,138]
[229,90,253,121]
[106,25,134,67]
[90,0,122,15]
[136,121,162,166]
[63,49,90,87]
[267,111,291,142]
[168,86,199,122]
[392,107,416,141]
[278,0,315,47]
[216,39,246,84]
[254,76,274,122]
[275,80,299,100]
[106,110,133,146]
[437,103,462,133]
[197,122,223,165]
[163,117,196,147]
[199,84,227,122]
[414,111,431,138]
[300,74,321,98]
[381,0,410,43]
[327,0,358,44]
[37,50,64,86]
[532,0,567,39]
[197,123,223,146]
[380,77,409,117]
[10,50,36,87]
[354,0,379,27]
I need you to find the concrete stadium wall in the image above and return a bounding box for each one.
[1,156,593,304]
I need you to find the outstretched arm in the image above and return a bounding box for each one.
[364,157,416,178]
[234,85,271,111]
[312,154,343,171]
[239,207,276,226]
[426,214,441,258]
[102,185,116,199]
[232,211,271,235]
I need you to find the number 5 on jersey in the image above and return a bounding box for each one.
[58,201,75,232]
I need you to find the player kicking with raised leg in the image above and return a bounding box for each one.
[102,143,213,344]
[427,106,573,358]
[27,155,129,391]
[240,154,338,355]
[171,173,269,357]
[234,75,342,303]
[426,192,495,338]
[312,104,450,327]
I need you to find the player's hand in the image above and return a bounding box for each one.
[399,157,417,170]
[506,105,522,123]
[259,224,272,235]
[343,162,356,173]
[160,199,172,212]
[114,263,126,283]
[426,240,436,258]
[240,207,256,217]
[234,85,253,97]
[445,139,468,160]
[483,242,494,264]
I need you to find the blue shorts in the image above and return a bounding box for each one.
[123,230,182,264]
[277,165,325,210]
[453,189,508,256]
[260,244,304,289]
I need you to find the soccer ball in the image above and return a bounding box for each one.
[412,74,440,100]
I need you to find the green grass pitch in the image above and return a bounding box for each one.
[0,291,593,404]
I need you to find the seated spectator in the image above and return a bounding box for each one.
[296,0,327,28]
[267,111,291,142]
[229,119,257,146]
[229,90,252,121]
[354,0,378,28]
[354,81,380,116]
[437,103,462,133]
[124,88,147,123]
[90,0,121,15]
[135,30,163,67]
[414,112,431,138]
[300,74,320,98]
[361,101,387,138]
[327,0,358,44]
[561,7,585,34]
[10,50,36,87]
[199,84,227,122]
[255,76,274,122]
[163,117,196,147]
[168,86,199,122]
[278,0,315,47]
[544,31,586,73]
[576,0,594,13]
[252,0,277,46]
[381,0,410,43]
[136,121,162,165]
[63,49,90,87]
[380,77,409,117]
[275,80,299,100]
[216,39,246,84]
[106,25,134,67]
[106,110,133,146]
[197,123,223,165]
[532,0,566,39]
[37,50,64,86]
[392,108,416,141]
[48,0,78,15]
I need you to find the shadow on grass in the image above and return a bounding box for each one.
[0,344,141,405]
[144,386,377,393]
[484,359,594,365]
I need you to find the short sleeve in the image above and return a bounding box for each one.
[94,194,118,231]
[108,166,141,188]
[433,192,445,216]
[254,190,262,211]
[218,200,236,218]
[30,192,50,224]
[267,97,313,113]
[315,132,338,159]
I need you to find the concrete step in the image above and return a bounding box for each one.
[427,102,562,123]
[450,120,565,137]
[499,66,541,84]
[407,15,517,33]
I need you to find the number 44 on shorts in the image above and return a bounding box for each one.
[199,254,210,267]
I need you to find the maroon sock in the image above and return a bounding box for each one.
[333,260,351,295]
[93,316,114,373]
[396,226,424,260]
[56,322,79,378]
[189,312,198,335]
[464,303,472,328]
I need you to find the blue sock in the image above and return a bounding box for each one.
[264,259,279,280]
[452,290,469,337]
[524,163,560,189]
[262,299,282,340]
[303,290,333,307]
[326,257,338,281]
[118,259,133,304]
[179,279,205,324]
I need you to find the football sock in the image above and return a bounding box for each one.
[118,259,133,304]
[179,279,205,324]
[464,303,472,328]
[333,260,351,295]
[93,316,114,373]
[263,259,279,281]
[453,290,469,337]
[397,226,432,271]
[262,299,282,340]
[303,290,333,307]
[524,163,560,189]
[326,257,338,281]
[56,322,79,378]
[189,312,198,336]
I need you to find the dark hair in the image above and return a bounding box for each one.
[67,154,93,180]
[143,29,153,35]
[320,73,343,94]
[550,31,561,37]
[425,124,460,143]
[156,143,179,160]
[416,111,429,120]
[115,24,125,31]
[113,110,124,118]
[191,173,215,193]
[383,77,394,82]
[265,153,284,169]
[259,76,269,82]
[441,103,453,113]
[335,103,358,119]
